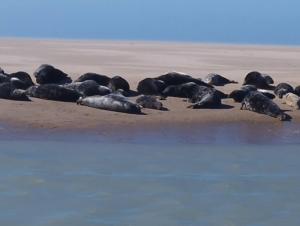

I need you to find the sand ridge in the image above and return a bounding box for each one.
[1,38,300,131]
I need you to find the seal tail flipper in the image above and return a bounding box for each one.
[76,97,83,105]
[279,112,292,121]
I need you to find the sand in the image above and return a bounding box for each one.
[1,38,300,131]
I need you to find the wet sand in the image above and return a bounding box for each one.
[1,38,300,131]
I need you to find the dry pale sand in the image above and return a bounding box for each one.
[1,38,300,131]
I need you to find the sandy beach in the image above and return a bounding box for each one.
[1,38,300,131]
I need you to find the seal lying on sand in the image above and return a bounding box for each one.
[203,73,237,86]
[0,81,30,101]
[34,64,72,85]
[243,71,272,89]
[229,86,275,103]
[137,78,166,95]
[282,93,300,109]
[156,72,212,87]
[241,91,290,121]
[188,89,222,109]
[108,76,130,92]
[75,73,111,86]
[77,94,141,114]
[62,80,111,97]
[136,95,167,110]
[274,83,294,98]
[8,71,34,89]
[26,84,80,102]
[162,82,227,100]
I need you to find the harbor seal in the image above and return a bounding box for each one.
[26,84,80,102]
[203,73,238,86]
[77,94,142,114]
[243,71,271,89]
[75,73,111,86]
[34,64,72,84]
[108,76,130,92]
[274,83,294,98]
[62,80,111,97]
[137,78,166,95]
[136,95,167,110]
[156,72,212,87]
[282,93,300,109]
[241,91,290,121]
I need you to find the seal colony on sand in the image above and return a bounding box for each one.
[1,64,300,120]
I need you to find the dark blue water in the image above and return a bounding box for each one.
[0,123,300,225]
[1,0,300,45]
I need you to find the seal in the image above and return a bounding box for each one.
[187,89,222,109]
[203,73,238,86]
[262,74,274,85]
[243,71,271,89]
[294,86,300,97]
[62,80,111,97]
[137,78,166,95]
[136,95,167,111]
[108,76,130,92]
[8,71,34,89]
[34,64,72,85]
[282,93,300,109]
[274,83,294,98]
[77,94,142,114]
[162,82,227,101]
[156,72,212,87]
[0,81,30,101]
[241,91,290,121]
[75,73,111,86]
[26,84,80,102]
[230,86,275,103]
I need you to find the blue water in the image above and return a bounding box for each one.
[0,0,300,45]
[0,124,300,226]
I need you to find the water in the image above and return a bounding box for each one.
[0,124,300,226]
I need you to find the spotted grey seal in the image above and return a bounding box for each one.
[137,78,166,95]
[26,84,80,102]
[274,83,294,98]
[77,93,141,114]
[75,73,110,86]
[241,91,290,121]
[156,72,212,87]
[282,93,300,109]
[203,73,237,86]
[34,64,72,85]
[136,95,167,111]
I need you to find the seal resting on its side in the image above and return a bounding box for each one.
[241,91,290,121]
[274,83,294,98]
[34,64,72,84]
[156,72,212,87]
[203,73,237,86]
[62,80,111,97]
[0,81,30,101]
[137,78,166,95]
[77,94,141,114]
[75,73,110,86]
[187,89,222,109]
[8,71,34,89]
[136,95,167,110]
[26,84,80,102]
[282,93,300,109]
[229,86,275,103]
